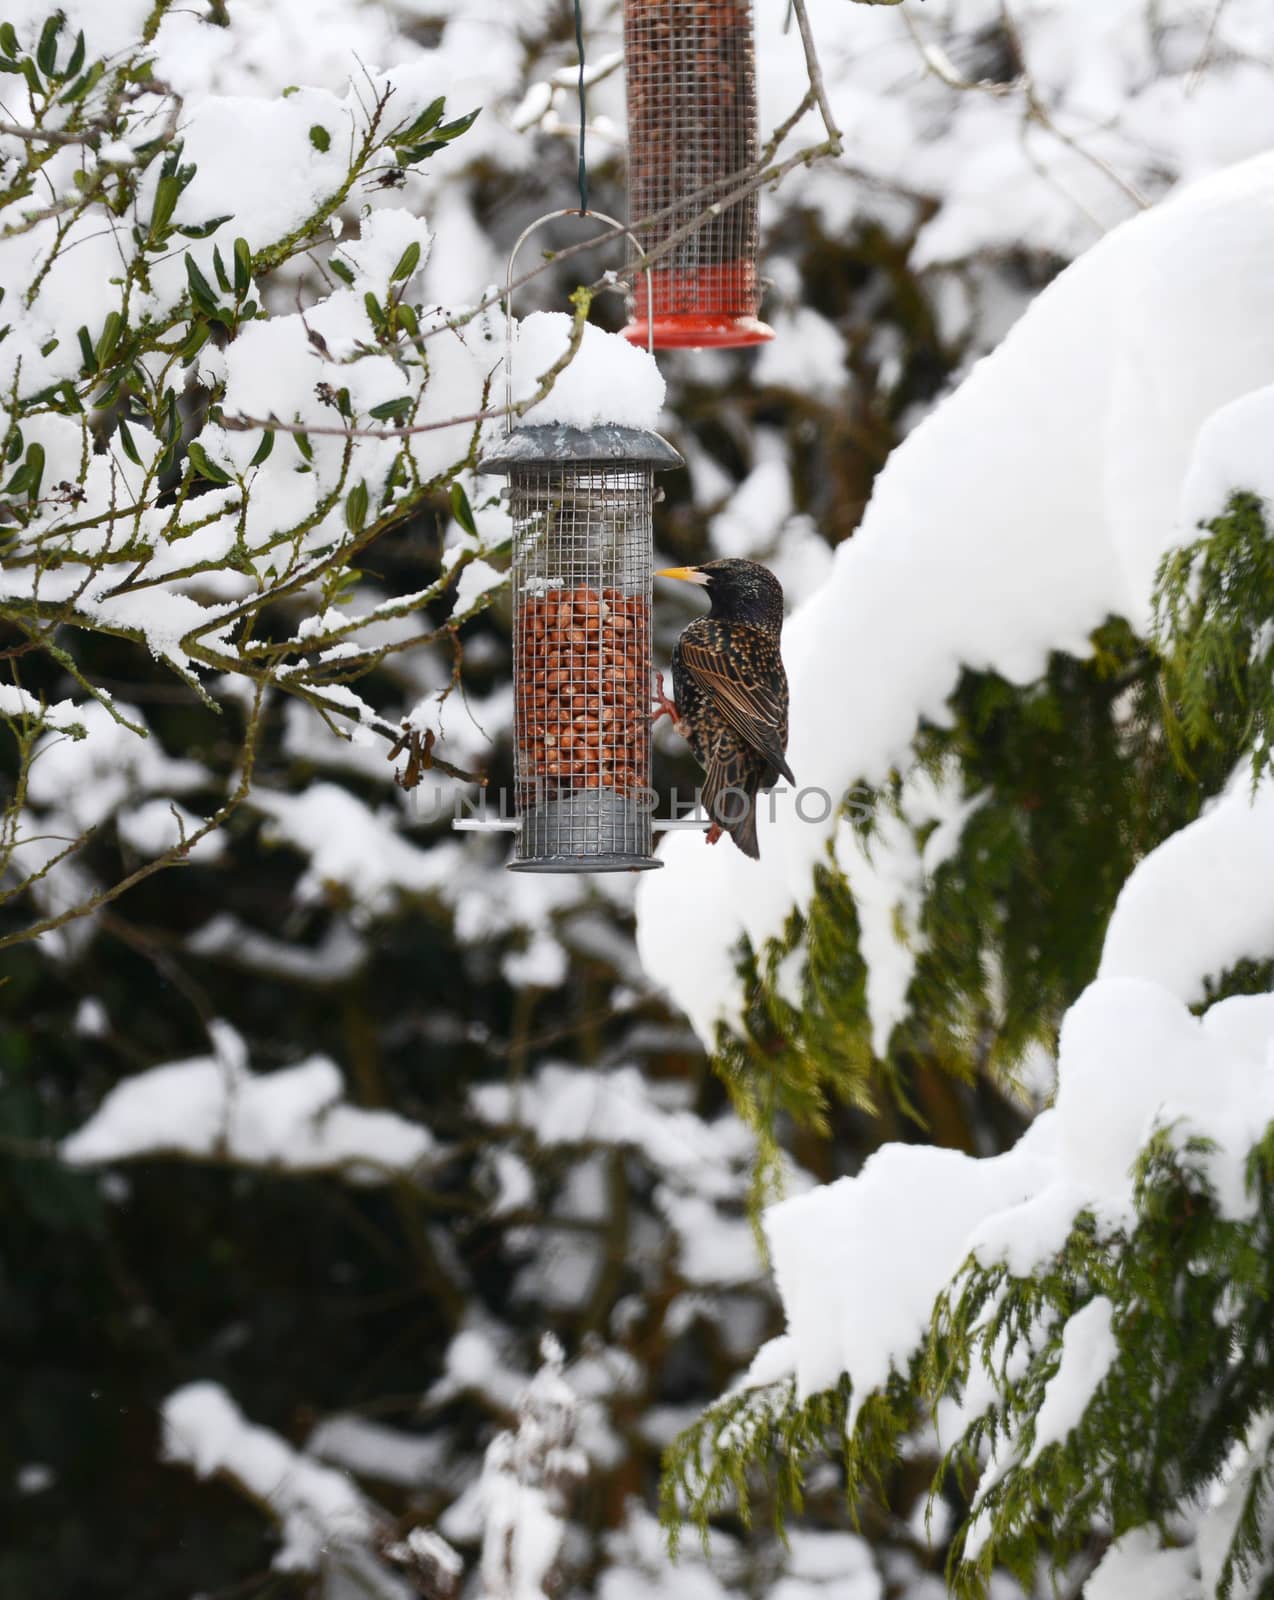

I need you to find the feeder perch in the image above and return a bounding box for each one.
[622,0,773,349]
[479,422,682,873]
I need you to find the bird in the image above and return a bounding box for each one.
[653,558,794,860]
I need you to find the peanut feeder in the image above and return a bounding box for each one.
[479,422,682,873]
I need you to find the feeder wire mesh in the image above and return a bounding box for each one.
[508,456,654,869]
[623,0,773,348]
[479,212,681,873]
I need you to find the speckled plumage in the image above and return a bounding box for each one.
[662,559,794,860]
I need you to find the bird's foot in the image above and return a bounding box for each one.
[650,671,684,732]
[705,822,724,846]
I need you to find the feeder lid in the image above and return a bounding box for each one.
[477,423,682,475]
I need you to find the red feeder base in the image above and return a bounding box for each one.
[623,262,774,351]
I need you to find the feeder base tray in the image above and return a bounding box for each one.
[622,311,774,350]
[509,788,663,875]
[508,854,663,875]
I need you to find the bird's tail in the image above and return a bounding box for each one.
[704,767,761,860]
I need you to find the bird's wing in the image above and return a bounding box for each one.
[677,621,795,786]
[700,742,762,859]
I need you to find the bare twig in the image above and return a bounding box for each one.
[0,683,266,953]
[789,0,843,149]
[221,135,842,443]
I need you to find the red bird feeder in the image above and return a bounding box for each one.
[622,0,773,349]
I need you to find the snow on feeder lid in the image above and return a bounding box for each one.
[477,213,682,874]
[622,0,774,350]
[479,423,681,873]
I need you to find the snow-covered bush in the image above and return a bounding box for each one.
[657,144,1274,1600]
[0,0,501,951]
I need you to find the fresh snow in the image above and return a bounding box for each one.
[1023,1297,1117,1467]
[1085,1526,1200,1600]
[637,149,1274,1049]
[511,312,666,430]
[163,1382,373,1571]
[62,1023,437,1181]
[1099,770,1274,1005]
[756,960,1274,1444]
[763,1126,1056,1419]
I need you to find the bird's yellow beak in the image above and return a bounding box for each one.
[656,566,710,587]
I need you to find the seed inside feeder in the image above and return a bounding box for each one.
[516,586,651,805]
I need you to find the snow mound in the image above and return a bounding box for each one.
[637,150,1274,1048]
[512,312,665,430]
[63,1023,437,1181]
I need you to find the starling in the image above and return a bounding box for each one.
[654,558,795,860]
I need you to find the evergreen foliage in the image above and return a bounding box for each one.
[713,613,1235,1143]
[665,495,1274,1590]
[932,1127,1274,1599]
[1155,491,1274,787]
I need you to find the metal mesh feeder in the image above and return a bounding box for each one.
[479,423,682,873]
[622,0,773,349]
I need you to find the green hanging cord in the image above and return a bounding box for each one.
[573,0,589,212]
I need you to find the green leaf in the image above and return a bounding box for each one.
[154,389,181,477]
[175,215,233,240]
[185,441,233,485]
[76,325,96,374]
[395,96,446,144]
[449,481,478,539]
[395,106,480,165]
[390,241,421,283]
[178,321,211,362]
[58,58,104,104]
[308,124,331,153]
[23,442,45,499]
[212,245,231,294]
[148,174,181,241]
[36,12,62,77]
[117,418,142,467]
[64,29,84,79]
[95,311,123,367]
[329,257,355,287]
[436,108,481,141]
[293,431,313,463]
[368,396,412,422]
[233,237,252,298]
[249,429,275,468]
[146,154,195,244]
[185,254,219,316]
[344,480,369,533]
[0,23,18,57]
